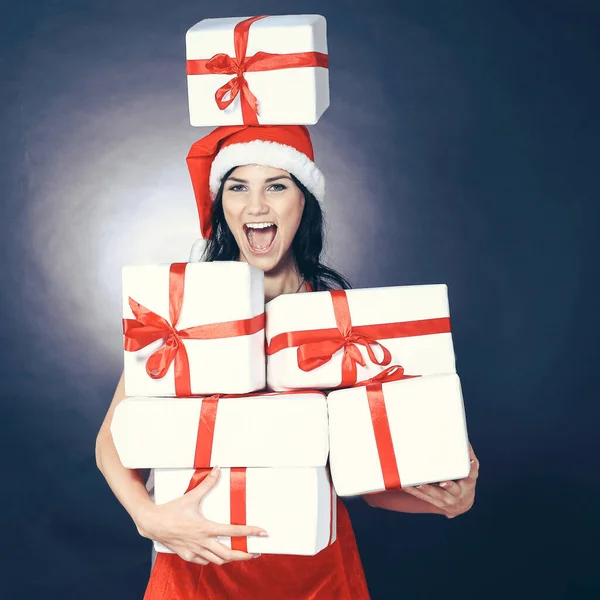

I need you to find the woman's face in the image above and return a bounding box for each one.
[221,164,305,273]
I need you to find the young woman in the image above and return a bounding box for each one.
[96,125,479,599]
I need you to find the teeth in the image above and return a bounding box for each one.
[245,222,275,229]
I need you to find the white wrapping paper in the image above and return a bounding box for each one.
[153,467,337,556]
[111,393,329,468]
[327,373,471,496]
[186,15,329,126]
[266,284,456,391]
[122,262,265,396]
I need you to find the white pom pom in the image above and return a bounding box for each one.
[189,238,207,262]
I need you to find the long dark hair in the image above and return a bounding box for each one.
[201,168,351,291]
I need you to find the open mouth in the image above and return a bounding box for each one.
[243,222,278,254]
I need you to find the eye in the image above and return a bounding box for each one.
[227,184,247,192]
[268,183,287,192]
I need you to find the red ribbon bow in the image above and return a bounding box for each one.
[123,263,264,397]
[187,15,329,124]
[296,290,392,387]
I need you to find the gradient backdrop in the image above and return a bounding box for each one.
[1,1,598,598]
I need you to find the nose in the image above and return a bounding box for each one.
[245,188,270,216]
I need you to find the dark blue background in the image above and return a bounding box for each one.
[1,1,598,598]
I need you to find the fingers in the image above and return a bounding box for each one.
[413,484,450,502]
[437,480,462,496]
[179,543,259,565]
[402,485,447,510]
[205,538,259,562]
[209,523,268,539]
[194,547,234,566]
[468,444,480,470]
[178,550,209,565]
[461,457,480,483]
[184,466,221,501]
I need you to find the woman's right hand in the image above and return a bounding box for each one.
[136,466,268,565]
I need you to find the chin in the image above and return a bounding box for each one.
[242,251,284,274]
[238,237,289,274]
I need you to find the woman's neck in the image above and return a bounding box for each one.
[236,251,305,302]
[264,267,305,303]
[263,255,305,302]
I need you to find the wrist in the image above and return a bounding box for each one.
[132,502,160,539]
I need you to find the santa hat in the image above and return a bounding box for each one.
[186,125,325,242]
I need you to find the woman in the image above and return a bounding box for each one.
[96,125,479,599]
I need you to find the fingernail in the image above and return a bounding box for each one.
[416,485,423,489]
[258,531,268,537]
[470,460,475,464]
[210,466,220,476]
[253,554,261,558]
[439,482,448,488]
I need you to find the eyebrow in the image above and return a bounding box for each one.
[225,175,293,184]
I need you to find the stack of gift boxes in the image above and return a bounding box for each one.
[110,14,470,557]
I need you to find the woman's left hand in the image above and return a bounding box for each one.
[401,443,480,519]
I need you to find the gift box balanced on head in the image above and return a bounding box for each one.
[185,14,329,126]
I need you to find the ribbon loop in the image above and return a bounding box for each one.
[205,53,237,73]
[293,291,392,386]
[215,78,241,110]
[145,332,181,379]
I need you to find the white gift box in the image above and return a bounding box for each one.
[266,284,456,391]
[111,393,329,468]
[153,467,337,556]
[186,15,329,126]
[327,374,471,496]
[122,262,265,396]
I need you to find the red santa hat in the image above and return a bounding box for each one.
[187,125,325,240]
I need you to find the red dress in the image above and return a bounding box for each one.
[143,497,370,599]
[143,282,371,599]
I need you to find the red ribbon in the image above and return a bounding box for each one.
[192,389,326,468]
[186,15,329,124]
[184,467,248,552]
[229,468,248,551]
[365,381,402,490]
[123,263,264,397]
[354,365,423,491]
[185,468,212,494]
[267,290,451,387]
[194,394,220,467]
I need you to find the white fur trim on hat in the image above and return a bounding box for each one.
[209,140,325,202]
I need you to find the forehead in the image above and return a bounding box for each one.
[227,164,291,181]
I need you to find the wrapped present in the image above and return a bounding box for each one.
[266,285,456,391]
[122,262,265,396]
[111,392,328,469]
[327,373,471,496]
[153,467,337,556]
[186,15,329,126]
